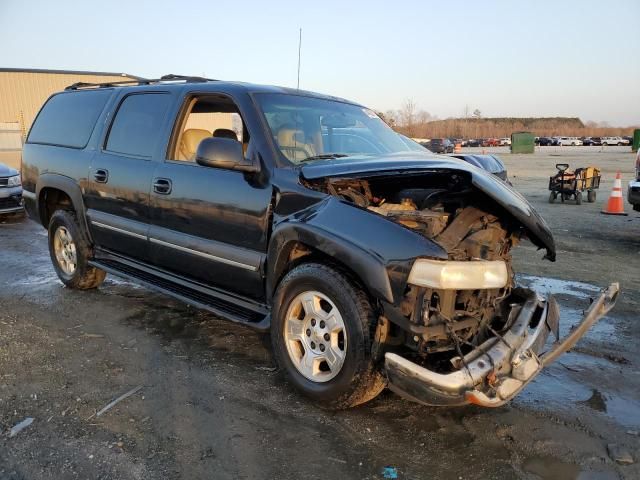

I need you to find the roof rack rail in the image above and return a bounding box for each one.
[65,74,216,91]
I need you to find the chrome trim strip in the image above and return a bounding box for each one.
[149,237,257,271]
[91,221,147,240]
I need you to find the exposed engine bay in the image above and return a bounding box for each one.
[303,171,618,407]
[318,172,523,362]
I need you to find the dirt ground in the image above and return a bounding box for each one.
[1,146,639,480]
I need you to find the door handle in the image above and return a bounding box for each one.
[94,168,109,183]
[153,178,172,195]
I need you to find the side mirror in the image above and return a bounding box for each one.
[195,137,258,173]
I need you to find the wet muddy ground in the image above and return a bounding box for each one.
[1,148,639,479]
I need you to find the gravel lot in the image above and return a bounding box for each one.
[1,146,639,479]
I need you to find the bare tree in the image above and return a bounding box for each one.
[399,99,417,136]
[383,110,398,128]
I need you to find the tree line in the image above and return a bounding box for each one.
[379,100,638,139]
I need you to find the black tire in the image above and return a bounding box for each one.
[587,190,596,203]
[48,210,106,289]
[271,263,385,409]
[548,192,556,203]
[634,204,640,212]
[575,191,582,205]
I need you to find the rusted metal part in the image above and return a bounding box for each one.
[384,283,619,407]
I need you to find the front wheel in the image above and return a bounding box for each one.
[48,210,106,289]
[587,190,596,203]
[271,263,385,409]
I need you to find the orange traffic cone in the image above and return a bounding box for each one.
[601,172,628,216]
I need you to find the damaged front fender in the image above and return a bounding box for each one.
[267,196,448,304]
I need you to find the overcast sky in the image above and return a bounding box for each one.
[2,0,639,125]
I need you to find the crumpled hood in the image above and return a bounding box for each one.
[301,153,556,261]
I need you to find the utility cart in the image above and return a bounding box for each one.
[548,164,601,204]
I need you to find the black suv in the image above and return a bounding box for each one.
[423,138,454,154]
[22,75,618,409]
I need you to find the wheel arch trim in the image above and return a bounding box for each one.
[36,173,92,241]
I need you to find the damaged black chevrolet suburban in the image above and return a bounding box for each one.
[22,75,618,409]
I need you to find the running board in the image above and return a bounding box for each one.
[89,254,270,332]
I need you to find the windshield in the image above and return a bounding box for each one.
[256,93,412,164]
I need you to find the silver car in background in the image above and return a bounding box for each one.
[0,163,24,215]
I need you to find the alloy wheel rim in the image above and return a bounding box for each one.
[53,226,77,275]
[283,290,347,382]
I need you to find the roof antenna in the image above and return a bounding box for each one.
[297,28,302,90]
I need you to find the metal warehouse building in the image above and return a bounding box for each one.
[0,68,140,170]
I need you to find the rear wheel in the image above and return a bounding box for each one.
[634,204,640,212]
[576,191,583,205]
[548,192,556,203]
[48,210,106,289]
[271,263,385,409]
[587,190,596,203]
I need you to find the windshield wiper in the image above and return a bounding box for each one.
[299,153,349,163]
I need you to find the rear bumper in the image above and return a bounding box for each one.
[385,283,619,407]
[628,181,640,206]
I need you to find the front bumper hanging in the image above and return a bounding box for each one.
[384,283,619,407]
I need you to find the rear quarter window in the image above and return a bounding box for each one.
[105,93,171,158]
[27,90,112,148]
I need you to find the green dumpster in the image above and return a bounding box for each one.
[633,129,640,153]
[510,132,535,154]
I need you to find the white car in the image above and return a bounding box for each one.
[499,137,511,146]
[558,136,583,146]
[602,136,629,146]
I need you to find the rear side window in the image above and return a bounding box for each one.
[105,93,171,158]
[27,90,112,148]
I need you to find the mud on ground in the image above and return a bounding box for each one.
[1,147,639,479]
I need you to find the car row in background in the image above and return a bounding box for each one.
[537,136,632,146]
[460,138,511,147]
[398,135,509,181]
[413,136,633,148]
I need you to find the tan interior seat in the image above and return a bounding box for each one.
[178,128,211,161]
[276,127,316,162]
[213,128,238,141]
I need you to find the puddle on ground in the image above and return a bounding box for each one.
[520,350,640,429]
[522,455,581,479]
[517,274,602,300]
[519,274,618,344]
[12,273,59,286]
[579,389,607,412]
[512,275,640,429]
[521,455,618,480]
[554,302,617,342]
